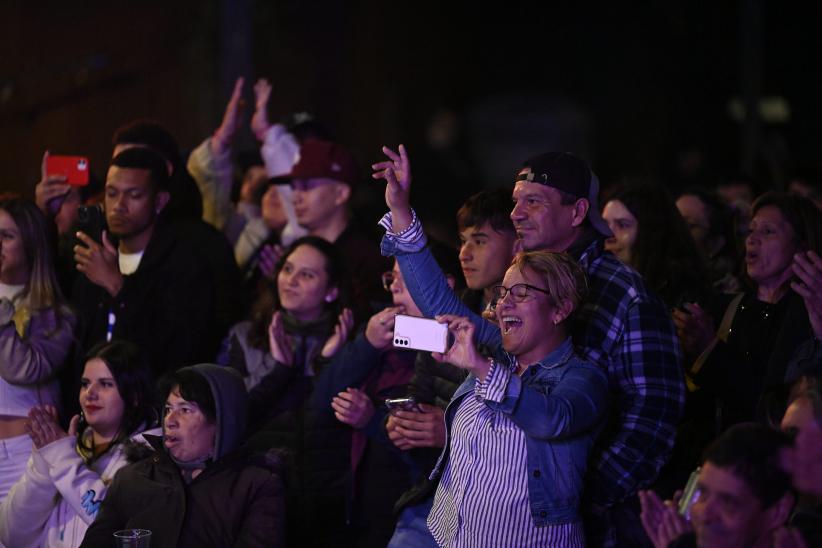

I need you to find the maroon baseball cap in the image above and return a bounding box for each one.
[285,138,359,187]
[517,152,612,237]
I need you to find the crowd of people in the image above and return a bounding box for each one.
[0,76,821,547]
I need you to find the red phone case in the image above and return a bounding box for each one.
[46,155,90,186]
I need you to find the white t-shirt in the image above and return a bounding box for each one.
[118,250,145,275]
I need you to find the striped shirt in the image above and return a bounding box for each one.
[427,360,584,547]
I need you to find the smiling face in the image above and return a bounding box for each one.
[510,180,582,252]
[494,265,566,366]
[163,387,216,463]
[0,208,29,285]
[690,463,780,548]
[80,358,126,442]
[744,205,798,291]
[458,222,516,291]
[602,199,638,266]
[277,243,337,321]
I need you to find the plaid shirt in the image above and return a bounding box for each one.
[379,211,684,506]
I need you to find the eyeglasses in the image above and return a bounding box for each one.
[491,283,550,303]
[382,271,400,292]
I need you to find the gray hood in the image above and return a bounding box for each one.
[182,364,248,460]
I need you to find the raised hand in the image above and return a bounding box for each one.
[321,308,354,358]
[432,314,490,380]
[74,230,123,297]
[258,243,284,279]
[251,78,273,141]
[26,405,70,449]
[639,490,692,548]
[331,387,375,429]
[212,77,245,154]
[365,305,405,349]
[268,311,294,366]
[792,251,822,338]
[35,150,70,216]
[372,144,413,232]
[386,403,446,450]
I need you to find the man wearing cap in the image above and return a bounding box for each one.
[285,138,391,319]
[373,146,683,547]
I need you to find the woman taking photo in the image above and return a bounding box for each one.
[0,340,158,547]
[0,197,75,502]
[427,251,608,547]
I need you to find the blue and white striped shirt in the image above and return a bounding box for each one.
[427,360,584,547]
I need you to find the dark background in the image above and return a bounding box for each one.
[2,1,820,233]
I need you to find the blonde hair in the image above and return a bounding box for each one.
[511,251,588,314]
[0,198,64,312]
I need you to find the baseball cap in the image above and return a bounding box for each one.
[284,139,359,187]
[517,152,612,237]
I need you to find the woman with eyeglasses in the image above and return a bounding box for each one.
[426,251,608,547]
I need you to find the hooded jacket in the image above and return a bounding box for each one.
[79,364,284,548]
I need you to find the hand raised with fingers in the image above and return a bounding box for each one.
[258,244,283,279]
[365,305,405,349]
[74,230,123,296]
[372,145,413,232]
[268,311,294,366]
[321,308,354,358]
[792,251,822,338]
[331,387,375,429]
[35,150,70,216]
[639,490,691,548]
[251,78,273,141]
[26,405,69,449]
[213,77,246,154]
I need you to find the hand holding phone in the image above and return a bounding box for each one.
[392,314,449,353]
[385,396,422,413]
[46,155,90,187]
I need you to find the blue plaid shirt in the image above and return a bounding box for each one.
[379,211,684,506]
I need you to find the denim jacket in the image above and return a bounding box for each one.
[430,339,608,526]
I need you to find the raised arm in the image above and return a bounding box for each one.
[372,146,501,347]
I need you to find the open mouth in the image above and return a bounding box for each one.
[83,405,102,414]
[501,315,522,334]
[164,436,179,447]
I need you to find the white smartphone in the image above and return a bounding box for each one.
[393,314,449,353]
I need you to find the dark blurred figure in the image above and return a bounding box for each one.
[676,187,743,294]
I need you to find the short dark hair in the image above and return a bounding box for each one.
[703,423,793,508]
[456,189,516,234]
[428,238,466,292]
[110,147,171,193]
[159,368,217,424]
[79,340,156,456]
[112,119,181,169]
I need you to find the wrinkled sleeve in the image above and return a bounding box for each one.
[0,450,56,547]
[187,137,235,230]
[0,302,75,385]
[587,298,685,504]
[40,436,123,524]
[482,359,609,439]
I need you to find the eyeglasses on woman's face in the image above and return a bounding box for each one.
[491,283,549,304]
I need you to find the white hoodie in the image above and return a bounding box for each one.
[0,426,161,548]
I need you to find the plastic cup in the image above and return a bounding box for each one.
[113,529,151,547]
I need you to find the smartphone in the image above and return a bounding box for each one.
[385,397,421,413]
[76,204,106,244]
[393,314,449,353]
[46,155,90,187]
[677,466,702,520]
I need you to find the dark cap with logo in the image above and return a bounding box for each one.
[517,152,612,237]
[285,138,359,187]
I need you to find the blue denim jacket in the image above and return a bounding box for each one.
[430,339,609,526]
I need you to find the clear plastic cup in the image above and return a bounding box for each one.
[113,529,152,547]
